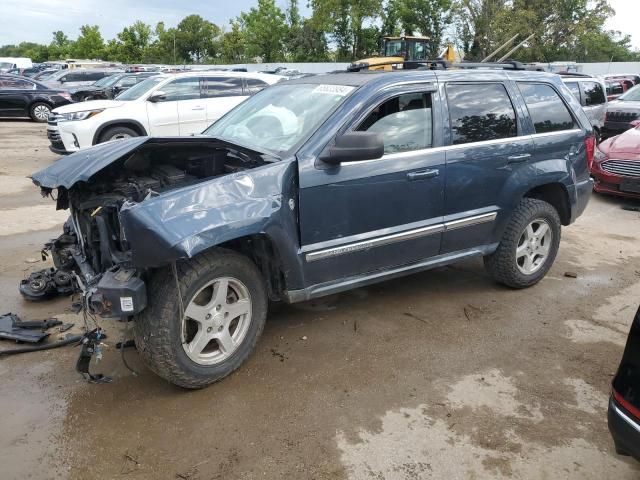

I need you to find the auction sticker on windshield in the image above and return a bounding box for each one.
[312,84,355,96]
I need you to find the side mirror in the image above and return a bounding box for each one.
[148,91,167,103]
[321,132,384,165]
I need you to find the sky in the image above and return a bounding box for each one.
[1,0,638,50]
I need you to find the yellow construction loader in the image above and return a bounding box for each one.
[348,36,427,71]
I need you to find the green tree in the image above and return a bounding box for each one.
[71,25,105,59]
[240,0,288,62]
[311,0,382,59]
[397,0,452,57]
[48,31,71,60]
[110,21,153,62]
[175,14,221,63]
[289,19,330,61]
[221,21,247,63]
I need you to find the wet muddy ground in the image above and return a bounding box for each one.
[1,120,639,479]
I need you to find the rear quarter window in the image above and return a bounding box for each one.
[517,83,577,133]
[446,83,518,145]
[564,82,582,103]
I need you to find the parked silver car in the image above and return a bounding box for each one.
[44,68,123,89]
[561,73,607,140]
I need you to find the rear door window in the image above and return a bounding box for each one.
[582,82,605,106]
[357,92,433,154]
[518,83,577,133]
[446,83,517,145]
[202,77,244,98]
[0,78,35,89]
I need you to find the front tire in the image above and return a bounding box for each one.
[484,198,561,288]
[98,126,138,144]
[135,249,268,389]
[29,102,51,122]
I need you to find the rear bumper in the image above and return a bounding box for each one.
[570,178,593,223]
[608,396,640,462]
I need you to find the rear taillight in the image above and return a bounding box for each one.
[613,389,640,421]
[585,135,596,170]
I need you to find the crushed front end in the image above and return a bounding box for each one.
[30,136,278,319]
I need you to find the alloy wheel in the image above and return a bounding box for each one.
[33,104,50,120]
[181,277,252,366]
[515,218,552,275]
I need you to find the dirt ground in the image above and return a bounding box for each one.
[1,119,640,480]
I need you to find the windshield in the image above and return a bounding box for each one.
[93,74,121,88]
[0,62,13,70]
[618,84,640,101]
[384,40,404,57]
[203,83,355,156]
[116,75,166,101]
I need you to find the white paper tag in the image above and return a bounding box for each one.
[312,84,355,96]
[120,297,134,312]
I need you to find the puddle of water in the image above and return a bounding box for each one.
[446,368,543,421]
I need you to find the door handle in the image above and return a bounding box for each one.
[191,106,205,111]
[507,153,531,163]
[407,169,439,181]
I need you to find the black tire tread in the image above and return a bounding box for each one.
[135,248,267,389]
[484,198,561,289]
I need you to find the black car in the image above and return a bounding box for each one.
[0,75,72,122]
[609,306,640,462]
[69,72,159,102]
[603,85,640,138]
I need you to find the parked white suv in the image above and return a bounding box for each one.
[47,71,285,154]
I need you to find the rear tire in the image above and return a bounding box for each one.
[98,126,138,144]
[134,249,268,389]
[29,102,51,122]
[484,198,561,288]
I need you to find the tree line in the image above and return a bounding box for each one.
[1,0,637,65]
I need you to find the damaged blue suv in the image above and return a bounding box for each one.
[32,67,594,388]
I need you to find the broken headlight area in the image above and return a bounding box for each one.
[29,138,271,319]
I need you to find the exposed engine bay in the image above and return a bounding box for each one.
[31,139,272,317]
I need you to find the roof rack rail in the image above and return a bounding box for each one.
[557,71,592,78]
[347,59,543,72]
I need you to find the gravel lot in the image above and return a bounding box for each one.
[1,120,640,480]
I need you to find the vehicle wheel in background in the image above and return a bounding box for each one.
[98,126,138,144]
[29,102,51,122]
[484,198,561,289]
[134,249,268,389]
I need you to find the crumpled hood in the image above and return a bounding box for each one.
[31,137,152,189]
[52,99,126,114]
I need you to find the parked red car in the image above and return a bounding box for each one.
[591,124,640,198]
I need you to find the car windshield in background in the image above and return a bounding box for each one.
[115,75,166,101]
[93,74,121,88]
[203,83,355,156]
[618,85,640,101]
